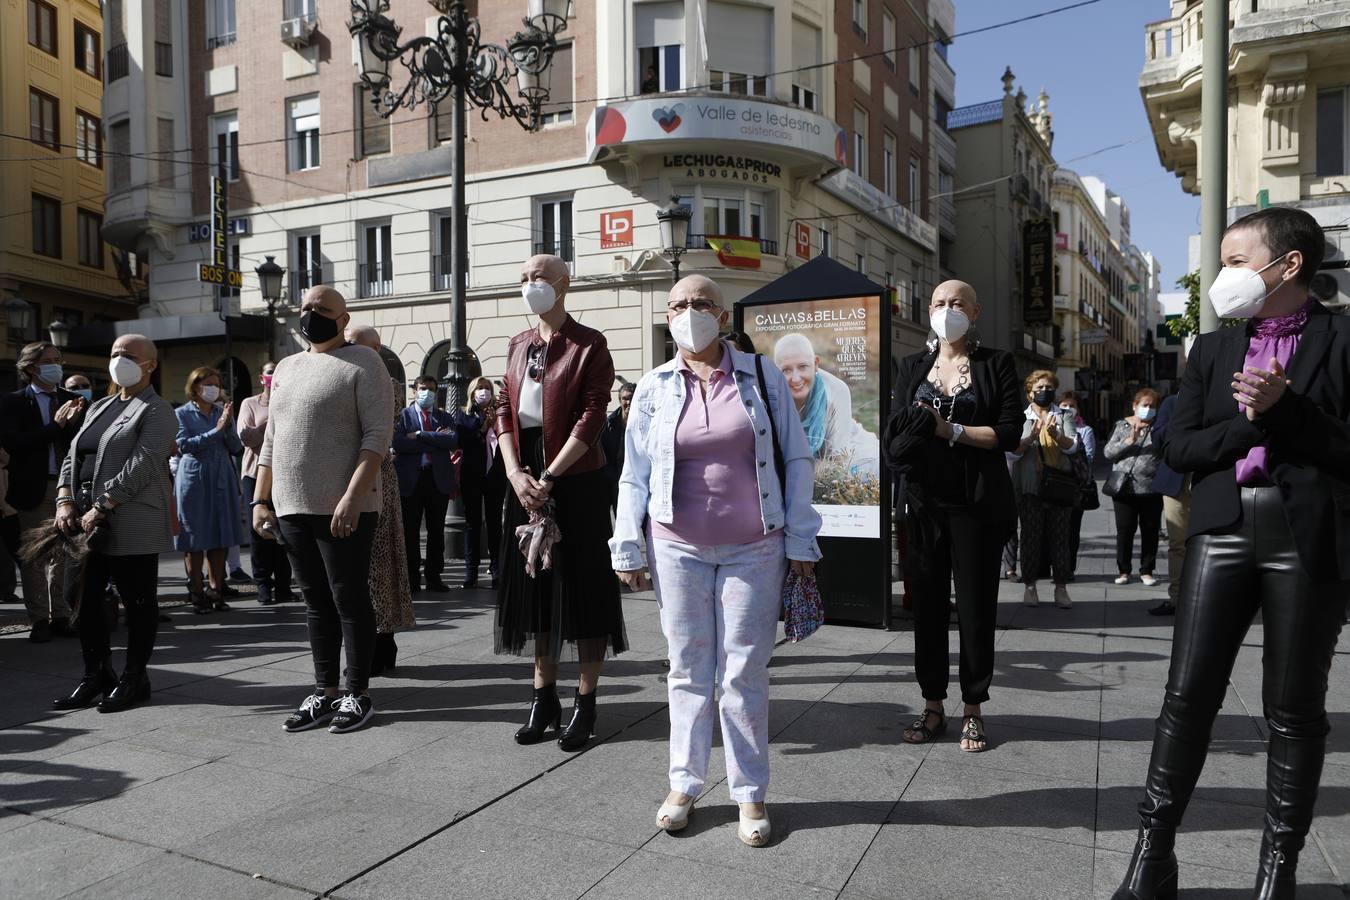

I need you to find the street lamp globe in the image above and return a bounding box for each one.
[4,297,33,337]
[657,197,691,256]
[47,320,70,350]
[255,255,286,304]
[528,0,572,36]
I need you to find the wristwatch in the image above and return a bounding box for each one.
[93,495,113,513]
[948,423,965,447]
[250,499,274,509]
[539,468,558,485]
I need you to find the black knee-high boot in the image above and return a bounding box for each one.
[1252,722,1328,899]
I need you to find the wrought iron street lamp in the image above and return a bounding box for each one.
[4,297,33,343]
[47,320,70,350]
[657,197,692,283]
[349,0,570,567]
[255,255,287,358]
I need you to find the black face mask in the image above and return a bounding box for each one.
[1032,388,1056,409]
[300,310,342,344]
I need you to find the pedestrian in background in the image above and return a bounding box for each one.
[254,286,394,735]
[174,367,246,614]
[497,254,625,753]
[1147,393,1188,616]
[612,275,821,848]
[1104,388,1164,587]
[1008,370,1078,609]
[600,381,635,517]
[393,375,458,593]
[0,341,86,641]
[454,376,501,589]
[347,325,415,676]
[238,362,293,605]
[1058,391,1097,579]
[63,373,93,402]
[889,280,1022,754]
[0,448,19,601]
[51,334,174,713]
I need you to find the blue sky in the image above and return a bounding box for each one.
[948,0,1199,289]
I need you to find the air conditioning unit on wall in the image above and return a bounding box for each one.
[281,16,318,47]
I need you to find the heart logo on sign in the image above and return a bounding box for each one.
[652,105,684,133]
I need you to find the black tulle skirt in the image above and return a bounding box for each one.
[494,428,627,660]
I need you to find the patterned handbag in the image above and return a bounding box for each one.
[783,570,825,642]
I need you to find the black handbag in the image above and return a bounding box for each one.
[1037,450,1081,508]
[1102,469,1132,498]
[1067,448,1100,511]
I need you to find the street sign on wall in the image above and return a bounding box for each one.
[1080,328,1109,345]
[1023,220,1054,325]
[199,176,241,289]
[794,222,811,259]
[600,210,633,248]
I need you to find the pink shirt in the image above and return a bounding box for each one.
[651,347,771,547]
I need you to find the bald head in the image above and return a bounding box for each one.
[520,255,570,312]
[345,324,381,352]
[932,280,977,308]
[113,333,157,361]
[301,284,347,315]
[668,274,724,310]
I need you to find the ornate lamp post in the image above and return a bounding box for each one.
[47,320,70,350]
[255,255,286,359]
[349,0,570,569]
[656,197,692,283]
[4,297,34,344]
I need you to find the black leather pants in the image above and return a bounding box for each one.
[1136,486,1348,866]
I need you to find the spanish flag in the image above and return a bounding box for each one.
[706,237,762,270]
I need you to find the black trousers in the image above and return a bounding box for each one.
[279,512,378,694]
[241,476,291,591]
[1068,507,1085,575]
[1136,486,1348,860]
[461,462,503,579]
[1018,495,1073,585]
[401,469,449,589]
[1113,493,1163,575]
[76,552,159,674]
[908,503,1006,705]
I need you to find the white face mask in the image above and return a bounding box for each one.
[521,279,559,316]
[109,356,144,388]
[930,307,971,344]
[200,385,220,404]
[1207,254,1289,319]
[669,309,721,354]
[473,389,492,405]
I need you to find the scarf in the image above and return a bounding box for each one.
[801,375,828,456]
[1235,299,1314,484]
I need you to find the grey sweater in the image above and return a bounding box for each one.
[1104,419,1162,496]
[259,345,394,517]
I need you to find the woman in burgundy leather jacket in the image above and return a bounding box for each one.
[496,254,626,753]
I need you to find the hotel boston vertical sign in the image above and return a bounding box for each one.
[1022,220,1053,326]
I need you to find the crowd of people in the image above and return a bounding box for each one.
[2,206,1346,893]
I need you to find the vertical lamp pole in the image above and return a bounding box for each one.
[1199,0,1228,335]
[254,255,286,359]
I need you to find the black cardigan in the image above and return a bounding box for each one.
[1164,303,1350,584]
[891,345,1023,520]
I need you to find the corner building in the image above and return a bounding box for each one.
[97,0,944,398]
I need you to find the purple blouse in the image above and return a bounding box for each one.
[1235,300,1314,485]
[651,346,771,547]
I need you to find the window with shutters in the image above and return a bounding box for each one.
[636,1,683,93]
[76,111,102,168]
[790,19,821,112]
[909,44,920,93]
[356,86,390,157]
[819,224,832,258]
[208,0,236,48]
[110,121,130,188]
[707,2,771,96]
[290,231,322,297]
[78,210,104,268]
[1316,87,1349,178]
[288,95,320,171]
[541,43,574,125]
[154,0,172,75]
[28,0,56,56]
[74,22,100,77]
[211,113,239,181]
[29,90,59,150]
[32,194,61,258]
[360,222,394,298]
[157,119,176,187]
[908,157,921,211]
[855,234,867,274]
[536,197,574,263]
[852,106,868,179]
[882,131,896,198]
[882,9,896,70]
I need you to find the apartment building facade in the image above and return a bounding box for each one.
[1141,0,1350,308]
[97,0,943,398]
[1,0,140,392]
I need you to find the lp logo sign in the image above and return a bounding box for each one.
[600,210,633,249]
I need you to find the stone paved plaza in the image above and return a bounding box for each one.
[1,507,1347,899]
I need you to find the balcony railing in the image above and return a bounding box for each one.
[533,239,574,262]
[289,267,323,299]
[359,262,393,298]
[154,41,173,76]
[686,234,779,256]
[106,43,128,82]
[207,32,237,50]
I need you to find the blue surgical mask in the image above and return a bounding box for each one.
[416,390,435,410]
[1135,405,1156,422]
[37,363,63,386]
[73,388,93,402]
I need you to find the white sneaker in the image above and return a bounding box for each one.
[1140,574,1158,587]
[1114,574,1131,585]
[1023,585,1040,607]
[1054,585,1072,608]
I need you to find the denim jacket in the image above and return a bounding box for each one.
[609,342,823,570]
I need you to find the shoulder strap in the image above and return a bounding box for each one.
[754,354,787,496]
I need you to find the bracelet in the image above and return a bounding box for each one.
[55,497,76,507]
[249,499,273,509]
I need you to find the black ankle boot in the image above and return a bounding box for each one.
[1251,725,1325,900]
[1251,835,1297,900]
[558,689,596,752]
[53,661,118,710]
[514,684,561,744]
[371,634,398,677]
[1112,824,1178,900]
[97,670,151,713]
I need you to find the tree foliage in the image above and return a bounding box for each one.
[1167,270,1201,339]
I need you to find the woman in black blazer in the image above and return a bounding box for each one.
[885,280,1022,753]
[1114,207,1350,900]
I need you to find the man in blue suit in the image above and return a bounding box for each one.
[393,376,458,592]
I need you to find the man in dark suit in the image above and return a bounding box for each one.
[393,376,458,592]
[0,341,87,641]
[1113,207,1350,898]
[600,381,634,515]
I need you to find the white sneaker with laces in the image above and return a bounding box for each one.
[1115,574,1131,585]
[328,693,374,734]
[1140,574,1158,587]
[1023,585,1040,607]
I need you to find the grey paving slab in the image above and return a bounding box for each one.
[583,848,835,900]
[0,818,161,900]
[0,742,210,817]
[59,851,318,900]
